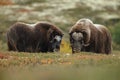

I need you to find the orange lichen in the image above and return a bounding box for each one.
[0,0,13,5]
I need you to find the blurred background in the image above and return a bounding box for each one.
[0,0,120,51]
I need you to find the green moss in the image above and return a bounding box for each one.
[112,23,120,44]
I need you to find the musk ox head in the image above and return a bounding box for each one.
[69,18,93,53]
[47,28,63,52]
[70,32,84,53]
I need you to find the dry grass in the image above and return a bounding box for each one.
[0,51,120,80]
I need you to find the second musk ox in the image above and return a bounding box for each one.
[69,18,112,54]
[7,22,63,52]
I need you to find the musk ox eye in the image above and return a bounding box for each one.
[82,31,87,37]
[53,39,57,42]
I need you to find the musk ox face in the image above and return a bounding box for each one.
[49,35,62,52]
[48,31,63,52]
[70,32,84,53]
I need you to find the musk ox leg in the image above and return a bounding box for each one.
[7,40,17,51]
[25,46,34,52]
[16,41,34,52]
[7,41,15,51]
[16,40,26,52]
[105,33,112,54]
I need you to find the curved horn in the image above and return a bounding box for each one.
[82,19,93,45]
[82,40,89,46]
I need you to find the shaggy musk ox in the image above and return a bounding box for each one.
[69,18,112,54]
[7,22,63,52]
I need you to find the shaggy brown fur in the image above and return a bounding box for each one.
[7,22,63,52]
[69,18,112,54]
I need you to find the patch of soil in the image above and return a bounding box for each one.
[0,53,9,59]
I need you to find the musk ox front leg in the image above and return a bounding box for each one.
[16,40,26,52]
[7,40,17,51]
[70,32,84,53]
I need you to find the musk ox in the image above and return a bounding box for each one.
[69,18,112,54]
[7,22,63,52]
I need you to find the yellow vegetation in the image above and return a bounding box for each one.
[60,40,72,53]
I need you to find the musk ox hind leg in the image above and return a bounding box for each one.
[7,39,26,52]
[7,40,17,51]
[7,34,18,51]
[105,32,112,54]
[95,24,112,54]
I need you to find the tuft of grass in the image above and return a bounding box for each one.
[0,40,7,51]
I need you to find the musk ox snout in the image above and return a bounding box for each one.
[72,44,82,53]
